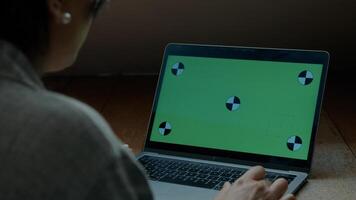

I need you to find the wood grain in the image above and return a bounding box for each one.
[324,78,356,157]
[298,111,356,199]
[44,76,116,114]
[101,76,157,154]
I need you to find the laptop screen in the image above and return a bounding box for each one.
[147,45,327,163]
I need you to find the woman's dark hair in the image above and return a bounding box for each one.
[0,0,107,60]
[92,0,108,17]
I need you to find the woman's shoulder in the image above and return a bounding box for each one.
[0,88,135,199]
[1,84,123,157]
[37,90,124,154]
[40,90,110,132]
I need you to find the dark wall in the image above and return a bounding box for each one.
[63,0,356,75]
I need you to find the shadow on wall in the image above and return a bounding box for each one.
[61,0,356,76]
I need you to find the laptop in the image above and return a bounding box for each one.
[137,43,329,200]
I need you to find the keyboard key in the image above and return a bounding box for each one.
[187,177,199,182]
[195,178,210,185]
[197,174,208,179]
[176,175,188,181]
[164,173,177,180]
[150,172,166,180]
[207,175,219,180]
[231,169,245,175]
[209,180,220,187]
[218,177,230,182]
[188,168,199,173]
[221,172,233,178]
[200,169,210,174]
[165,169,176,174]
[209,166,220,171]
[179,166,190,171]
[231,174,241,179]
[187,172,198,177]
[214,182,226,190]
[219,168,232,174]
[210,171,221,176]
[228,178,235,184]
[167,165,178,170]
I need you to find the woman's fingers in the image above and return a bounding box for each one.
[222,182,232,192]
[280,194,296,200]
[240,166,266,181]
[267,178,289,199]
[228,166,295,200]
[213,182,231,200]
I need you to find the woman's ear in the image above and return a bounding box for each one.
[48,0,68,24]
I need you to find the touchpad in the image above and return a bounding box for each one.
[149,181,218,200]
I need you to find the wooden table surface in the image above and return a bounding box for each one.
[44,75,356,199]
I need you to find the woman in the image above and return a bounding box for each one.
[0,0,295,200]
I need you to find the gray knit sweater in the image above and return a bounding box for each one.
[0,41,153,200]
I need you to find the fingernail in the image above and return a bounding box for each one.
[223,182,231,188]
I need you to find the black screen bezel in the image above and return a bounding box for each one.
[144,43,329,172]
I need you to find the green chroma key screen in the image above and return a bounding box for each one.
[149,55,322,160]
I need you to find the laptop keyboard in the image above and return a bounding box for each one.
[139,155,296,190]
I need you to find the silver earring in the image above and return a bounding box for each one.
[62,12,72,25]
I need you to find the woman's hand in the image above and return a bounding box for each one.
[214,166,296,200]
